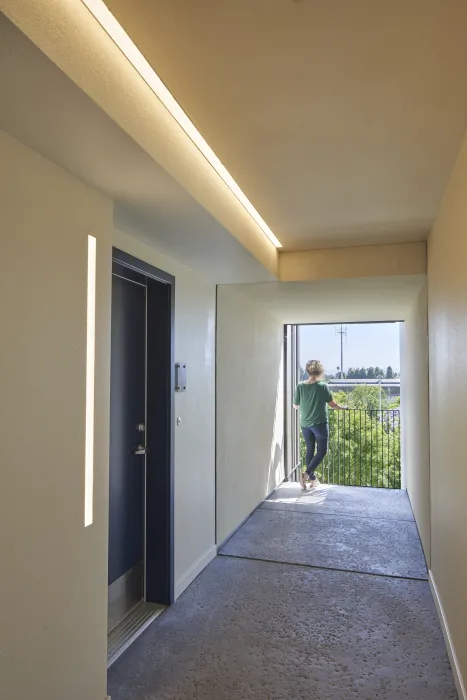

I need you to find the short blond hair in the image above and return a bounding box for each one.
[306,360,325,378]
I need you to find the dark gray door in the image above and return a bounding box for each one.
[108,272,146,630]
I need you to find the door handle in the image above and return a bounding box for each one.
[133,445,147,455]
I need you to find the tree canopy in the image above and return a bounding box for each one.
[300,365,400,380]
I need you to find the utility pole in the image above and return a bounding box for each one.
[335,325,347,379]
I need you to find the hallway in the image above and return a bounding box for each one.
[108,485,456,699]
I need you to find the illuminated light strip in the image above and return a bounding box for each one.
[80,0,282,249]
[85,235,97,527]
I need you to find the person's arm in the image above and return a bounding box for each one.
[326,385,348,410]
[328,399,348,410]
[293,385,300,410]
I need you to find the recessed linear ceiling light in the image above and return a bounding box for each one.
[81,0,282,249]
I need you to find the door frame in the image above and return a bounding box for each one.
[111,248,175,606]
[283,324,301,482]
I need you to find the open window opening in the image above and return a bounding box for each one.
[284,322,402,490]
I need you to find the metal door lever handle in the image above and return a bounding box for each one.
[133,445,147,455]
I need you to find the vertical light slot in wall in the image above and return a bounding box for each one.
[85,235,97,527]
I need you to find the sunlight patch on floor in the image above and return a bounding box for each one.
[270,482,336,506]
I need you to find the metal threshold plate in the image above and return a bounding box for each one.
[108,602,165,667]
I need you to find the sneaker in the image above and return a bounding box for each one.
[299,471,307,490]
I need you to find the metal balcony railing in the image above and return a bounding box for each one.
[300,409,401,489]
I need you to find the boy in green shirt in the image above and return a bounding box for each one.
[293,360,348,490]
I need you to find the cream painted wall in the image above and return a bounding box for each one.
[112,230,216,597]
[427,131,467,696]
[0,130,112,700]
[0,129,217,699]
[400,283,430,564]
[279,242,426,282]
[216,286,284,545]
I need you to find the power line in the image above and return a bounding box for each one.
[335,324,347,379]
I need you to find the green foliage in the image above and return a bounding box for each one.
[300,385,401,489]
[350,385,384,410]
[330,385,385,410]
[327,366,400,379]
[387,395,400,409]
[346,366,385,379]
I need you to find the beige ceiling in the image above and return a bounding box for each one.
[0,13,274,284]
[105,0,467,250]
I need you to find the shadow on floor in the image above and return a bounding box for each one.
[108,486,455,700]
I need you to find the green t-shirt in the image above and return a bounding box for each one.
[293,381,333,428]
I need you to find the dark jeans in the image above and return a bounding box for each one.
[302,423,329,480]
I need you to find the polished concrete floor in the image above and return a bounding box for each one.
[223,484,427,579]
[108,484,456,700]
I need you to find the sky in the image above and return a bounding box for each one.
[299,322,400,374]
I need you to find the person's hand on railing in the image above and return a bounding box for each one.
[329,400,349,410]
